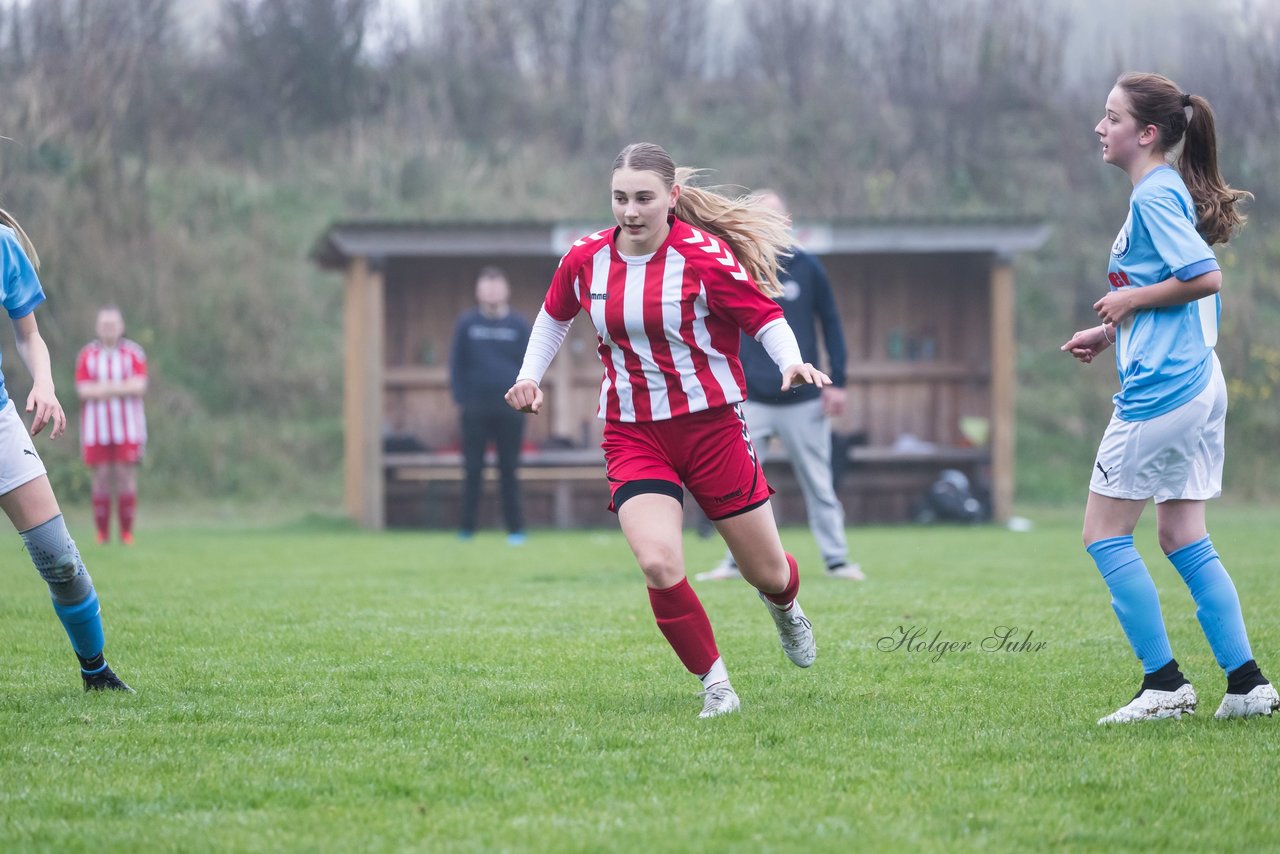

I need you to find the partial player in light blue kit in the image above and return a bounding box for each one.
[0,209,132,693]
[1062,72,1273,724]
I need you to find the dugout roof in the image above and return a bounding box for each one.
[310,219,1050,268]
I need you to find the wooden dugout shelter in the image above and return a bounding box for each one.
[311,218,1049,530]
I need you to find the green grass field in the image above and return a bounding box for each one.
[2,505,1279,852]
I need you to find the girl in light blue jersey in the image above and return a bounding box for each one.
[1062,72,1271,724]
[0,208,131,693]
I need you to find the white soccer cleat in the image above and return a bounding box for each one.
[1214,683,1280,720]
[1097,683,1197,724]
[698,681,740,718]
[760,593,817,668]
[826,563,866,581]
[694,562,742,582]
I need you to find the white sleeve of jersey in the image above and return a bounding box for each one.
[516,307,574,384]
[755,318,803,371]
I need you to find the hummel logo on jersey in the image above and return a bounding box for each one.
[1095,462,1112,483]
[589,291,609,300]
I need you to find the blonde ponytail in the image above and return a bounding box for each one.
[672,169,792,297]
[0,207,40,270]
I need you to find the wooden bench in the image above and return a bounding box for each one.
[385,448,605,528]
[384,444,990,528]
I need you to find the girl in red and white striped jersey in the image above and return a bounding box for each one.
[507,143,829,718]
[75,305,148,545]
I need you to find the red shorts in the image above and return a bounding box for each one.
[601,405,773,520]
[82,443,143,466]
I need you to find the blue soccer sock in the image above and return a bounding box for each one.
[1087,536,1174,674]
[1167,536,1253,674]
[52,591,106,665]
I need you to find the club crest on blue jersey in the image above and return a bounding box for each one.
[1111,213,1132,258]
[779,278,801,302]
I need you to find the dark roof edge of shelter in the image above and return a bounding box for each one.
[310,217,1050,270]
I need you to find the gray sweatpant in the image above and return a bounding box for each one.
[724,397,849,569]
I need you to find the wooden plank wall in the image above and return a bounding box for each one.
[820,252,992,448]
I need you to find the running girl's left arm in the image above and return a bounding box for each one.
[700,253,830,391]
[1093,269,1221,326]
[11,311,66,438]
[755,319,832,391]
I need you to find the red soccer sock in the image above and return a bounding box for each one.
[648,578,720,676]
[91,492,111,542]
[118,492,137,539]
[762,552,801,609]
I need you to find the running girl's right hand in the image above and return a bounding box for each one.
[505,379,543,414]
[1060,325,1112,364]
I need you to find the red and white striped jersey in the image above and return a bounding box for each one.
[546,217,784,422]
[75,339,148,449]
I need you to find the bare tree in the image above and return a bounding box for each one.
[217,0,376,142]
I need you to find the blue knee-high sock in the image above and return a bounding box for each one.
[1087,536,1173,674]
[52,591,106,668]
[1167,536,1253,673]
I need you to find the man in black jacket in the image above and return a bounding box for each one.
[450,267,531,544]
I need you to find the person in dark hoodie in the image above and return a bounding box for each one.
[696,191,863,582]
[449,266,531,544]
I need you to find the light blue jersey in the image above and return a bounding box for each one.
[1108,165,1220,421]
[0,225,47,410]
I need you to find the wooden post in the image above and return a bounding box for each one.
[989,257,1016,523]
[343,256,386,529]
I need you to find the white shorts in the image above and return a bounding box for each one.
[0,398,47,497]
[1090,356,1226,503]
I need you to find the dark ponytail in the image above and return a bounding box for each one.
[1177,93,1250,245]
[1116,72,1251,245]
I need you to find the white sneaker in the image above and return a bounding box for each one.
[694,562,742,582]
[1097,683,1197,724]
[826,563,866,581]
[698,681,740,718]
[759,593,816,668]
[1214,683,1280,719]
